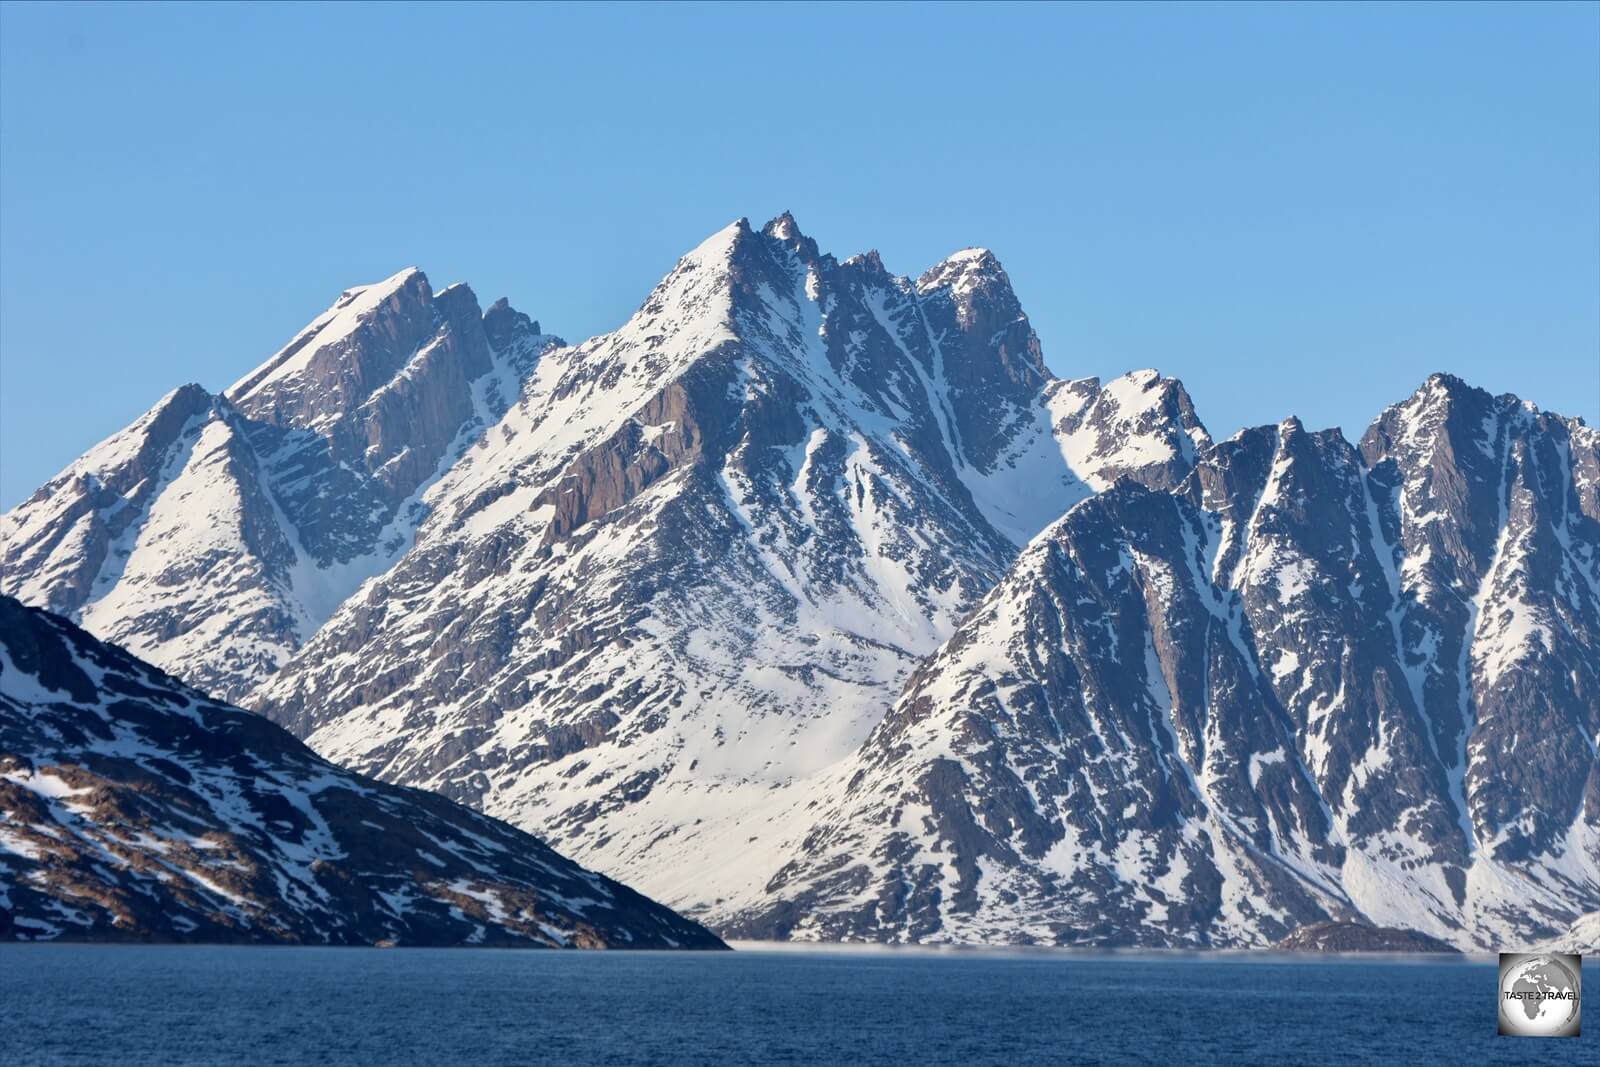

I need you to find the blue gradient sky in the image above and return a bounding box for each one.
[2,2,1596,508]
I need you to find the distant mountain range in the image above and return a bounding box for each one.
[3,214,1595,950]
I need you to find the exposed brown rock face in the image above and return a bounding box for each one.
[533,377,720,544]
[0,596,724,949]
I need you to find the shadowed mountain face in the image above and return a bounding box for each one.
[0,597,724,949]
[728,382,1599,949]
[2,216,1594,950]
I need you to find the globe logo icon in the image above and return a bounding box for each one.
[1499,953,1581,1037]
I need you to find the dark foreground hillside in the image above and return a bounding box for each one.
[0,596,724,949]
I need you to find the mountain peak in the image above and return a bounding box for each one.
[914,247,1005,293]
[326,266,429,318]
[161,381,215,412]
[483,297,543,348]
[228,267,434,405]
[762,210,803,240]
[1359,372,1503,462]
[759,210,822,264]
[366,264,425,293]
[1423,370,1471,392]
[947,245,998,266]
[1414,372,1494,411]
[324,265,425,307]
[678,218,753,272]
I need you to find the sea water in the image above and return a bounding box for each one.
[0,944,1586,1065]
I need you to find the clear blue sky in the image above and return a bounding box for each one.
[2,2,1596,508]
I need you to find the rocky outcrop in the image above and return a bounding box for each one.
[0,597,724,949]
[1272,922,1459,953]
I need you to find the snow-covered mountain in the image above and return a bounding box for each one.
[0,271,556,703]
[3,216,1594,951]
[0,596,722,948]
[725,378,1599,949]
[246,216,1210,906]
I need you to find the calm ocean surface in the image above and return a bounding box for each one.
[0,943,1586,1065]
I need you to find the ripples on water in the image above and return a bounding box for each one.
[0,944,1586,1065]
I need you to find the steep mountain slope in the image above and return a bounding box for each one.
[8,218,1589,952]
[0,272,556,703]
[249,215,1210,904]
[727,378,1599,949]
[0,596,723,948]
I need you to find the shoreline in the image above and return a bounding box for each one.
[0,939,1515,963]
